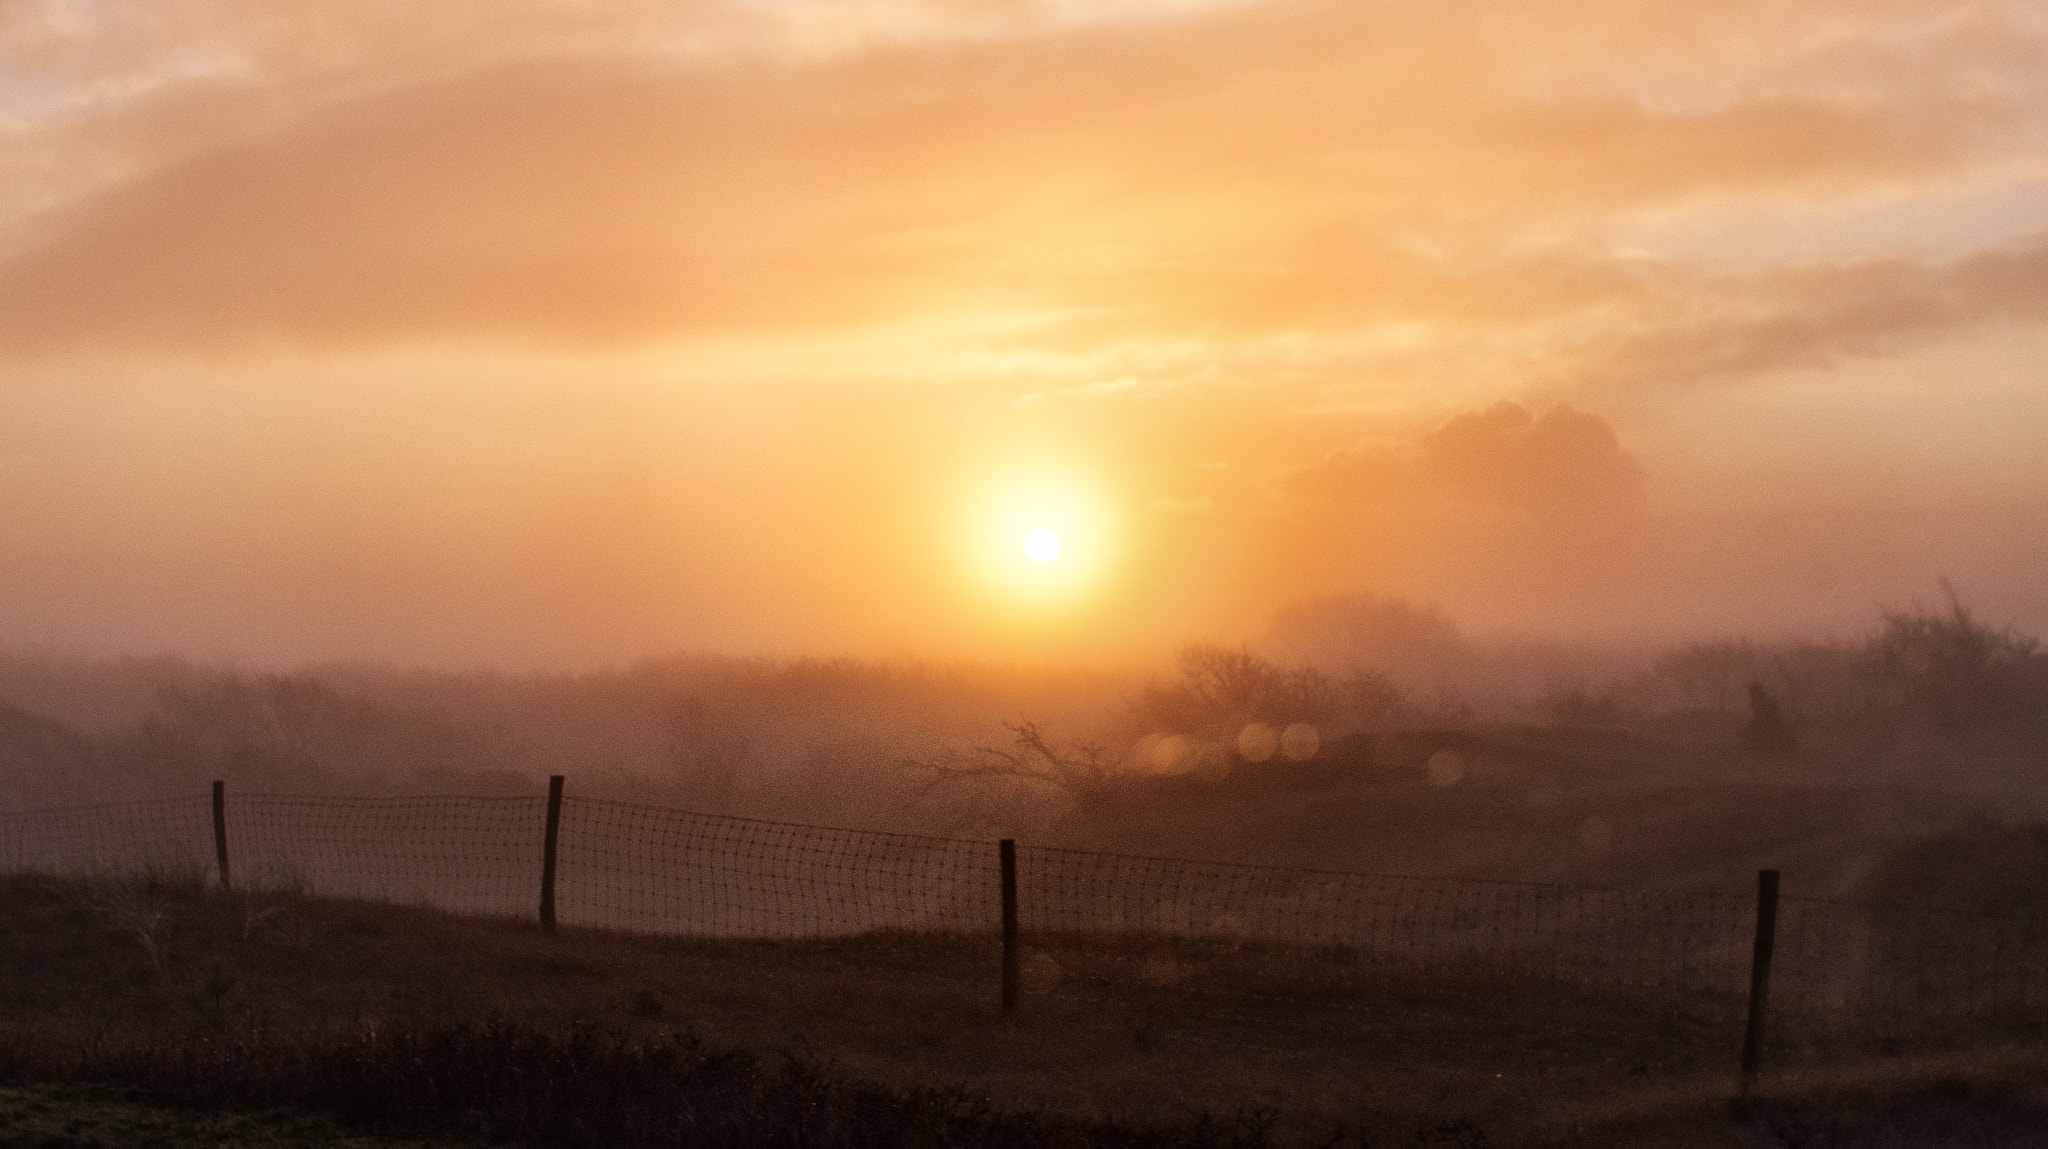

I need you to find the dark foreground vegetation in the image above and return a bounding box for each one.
[3,871,2047,1147]
[4,587,2048,1142]
[1,1023,1284,1149]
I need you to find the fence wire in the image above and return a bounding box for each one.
[228,793,545,918]
[557,798,995,937]
[0,795,212,880]
[1016,846,1754,1000]
[1776,894,2048,1024]
[0,789,2044,1035]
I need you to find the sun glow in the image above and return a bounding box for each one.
[968,469,1115,612]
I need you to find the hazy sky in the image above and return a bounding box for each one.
[2,0,2045,667]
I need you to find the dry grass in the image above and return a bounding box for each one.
[0,1082,473,1147]
[0,872,2040,1146]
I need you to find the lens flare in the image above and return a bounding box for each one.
[1237,722,1278,763]
[1280,722,1320,761]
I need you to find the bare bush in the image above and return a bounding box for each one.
[1267,594,1473,680]
[1131,644,1406,739]
[1869,581,2047,735]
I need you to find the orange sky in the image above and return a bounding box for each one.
[1,0,2045,667]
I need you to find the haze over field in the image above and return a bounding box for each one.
[1,0,2044,668]
[13,16,2048,1142]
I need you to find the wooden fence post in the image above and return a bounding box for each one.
[1740,868,1781,1095]
[211,780,231,891]
[1000,839,1019,1014]
[540,775,564,932]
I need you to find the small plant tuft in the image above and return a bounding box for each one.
[184,957,241,1028]
[85,873,175,976]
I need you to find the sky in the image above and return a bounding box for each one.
[0,0,2045,668]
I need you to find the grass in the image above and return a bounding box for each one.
[0,1082,473,1147]
[0,871,2042,1146]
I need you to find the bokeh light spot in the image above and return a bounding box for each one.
[1150,733,1194,773]
[1237,722,1277,762]
[1022,950,1062,991]
[1139,953,1183,987]
[1280,722,1319,761]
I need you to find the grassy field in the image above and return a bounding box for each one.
[0,871,2043,1147]
[0,1083,483,1148]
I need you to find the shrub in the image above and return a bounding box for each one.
[1130,645,1406,739]
[1869,582,2046,735]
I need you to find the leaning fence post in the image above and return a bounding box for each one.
[540,775,564,932]
[1740,868,1781,1095]
[210,780,231,891]
[999,839,1019,1014]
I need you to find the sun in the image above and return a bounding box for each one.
[965,468,1115,611]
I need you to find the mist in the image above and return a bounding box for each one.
[2,585,2041,908]
[8,3,2048,1141]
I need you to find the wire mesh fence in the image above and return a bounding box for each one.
[1775,894,2048,1026]
[226,793,545,918]
[556,797,995,937]
[0,794,214,881]
[1,785,2044,1042]
[1014,845,1756,1001]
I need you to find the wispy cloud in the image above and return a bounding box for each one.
[1,0,2045,660]
[0,0,2041,372]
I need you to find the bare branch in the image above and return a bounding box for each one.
[900,719,1121,797]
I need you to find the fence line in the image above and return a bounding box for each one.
[554,796,995,938]
[228,792,545,919]
[1,784,2044,1036]
[0,793,213,879]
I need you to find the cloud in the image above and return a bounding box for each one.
[0,0,2041,363]
[1170,400,1661,641]
[1570,235,2048,390]
[1295,402,1645,512]
[0,57,951,354]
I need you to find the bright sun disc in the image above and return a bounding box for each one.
[965,469,1113,613]
[1024,528,1061,562]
